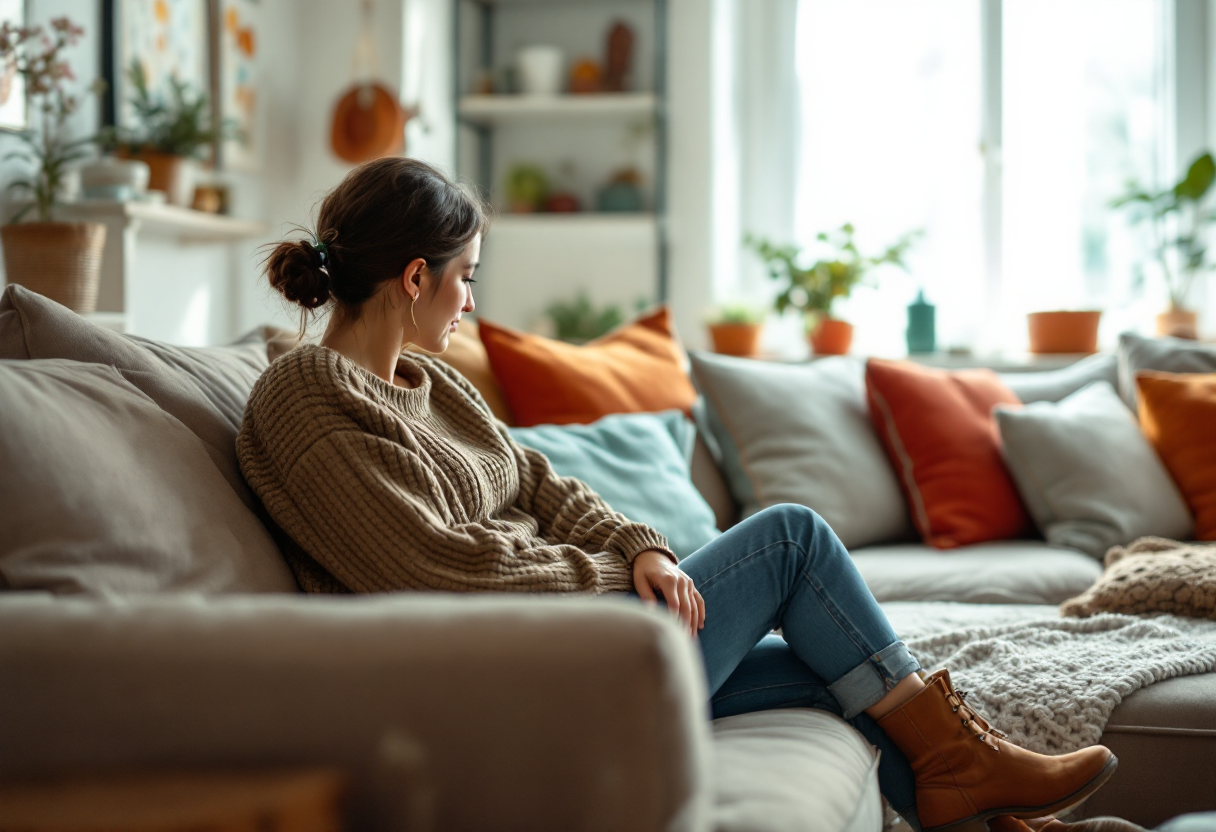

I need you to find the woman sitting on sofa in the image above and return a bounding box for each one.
[238,157,1115,832]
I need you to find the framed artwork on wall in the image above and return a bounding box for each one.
[0,0,29,132]
[101,0,210,143]
[213,0,260,171]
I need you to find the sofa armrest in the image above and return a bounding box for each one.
[0,593,710,832]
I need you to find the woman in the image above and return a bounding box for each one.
[238,158,1115,832]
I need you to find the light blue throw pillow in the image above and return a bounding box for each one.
[510,410,720,559]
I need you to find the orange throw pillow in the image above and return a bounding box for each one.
[1136,371,1216,539]
[477,306,697,427]
[866,358,1032,549]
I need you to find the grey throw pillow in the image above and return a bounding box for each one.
[0,284,269,507]
[1117,332,1216,409]
[0,360,298,594]
[995,381,1192,558]
[689,352,912,550]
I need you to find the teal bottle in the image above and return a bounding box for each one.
[906,290,936,354]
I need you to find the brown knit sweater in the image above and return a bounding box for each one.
[237,344,673,594]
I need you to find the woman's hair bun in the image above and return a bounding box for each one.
[265,239,332,310]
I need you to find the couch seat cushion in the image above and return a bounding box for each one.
[852,542,1101,605]
[711,709,881,832]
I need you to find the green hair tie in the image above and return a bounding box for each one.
[311,238,328,265]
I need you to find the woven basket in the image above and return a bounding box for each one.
[0,222,106,314]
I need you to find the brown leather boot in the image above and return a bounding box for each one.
[878,670,1118,832]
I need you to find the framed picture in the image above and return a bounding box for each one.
[212,0,260,171]
[0,0,29,132]
[101,0,210,143]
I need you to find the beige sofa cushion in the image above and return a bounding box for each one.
[851,542,1102,605]
[0,285,270,508]
[0,360,296,594]
[712,709,881,832]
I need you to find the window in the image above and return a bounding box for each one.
[792,0,1171,355]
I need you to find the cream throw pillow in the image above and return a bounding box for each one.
[1061,537,1216,620]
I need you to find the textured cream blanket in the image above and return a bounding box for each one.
[888,606,1216,755]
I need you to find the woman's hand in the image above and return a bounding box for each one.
[632,550,705,637]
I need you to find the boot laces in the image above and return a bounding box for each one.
[945,687,1006,751]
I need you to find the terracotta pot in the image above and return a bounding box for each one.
[0,222,106,313]
[708,322,763,357]
[120,150,191,205]
[1027,310,1102,354]
[808,317,854,355]
[1156,307,1199,340]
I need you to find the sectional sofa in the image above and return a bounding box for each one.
[1,283,1213,831]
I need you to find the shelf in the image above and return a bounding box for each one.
[490,212,656,230]
[55,200,270,243]
[903,352,1095,373]
[458,93,657,126]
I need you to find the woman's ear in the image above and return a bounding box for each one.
[401,257,427,301]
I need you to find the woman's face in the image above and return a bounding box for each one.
[410,233,480,353]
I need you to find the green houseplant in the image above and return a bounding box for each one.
[1113,150,1216,338]
[745,224,919,355]
[705,303,765,357]
[544,291,625,343]
[106,59,236,206]
[1,17,106,313]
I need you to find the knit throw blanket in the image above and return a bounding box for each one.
[891,608,1216,755]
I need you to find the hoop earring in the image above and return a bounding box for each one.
[402,292,442,357]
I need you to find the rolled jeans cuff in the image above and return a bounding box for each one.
[827,640,922,720]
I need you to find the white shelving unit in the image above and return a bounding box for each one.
[458,92,657,126]
[455,0,668,332]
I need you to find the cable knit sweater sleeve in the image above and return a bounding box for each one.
[238,345,673,595]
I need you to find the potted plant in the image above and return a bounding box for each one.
[746,224,919,355]
[1026,310,1102,354]
[1,17,106,314]
[706,303,765,357]
[1113,151,1215,339]
[105,60,236,206]
[544,291,625,343]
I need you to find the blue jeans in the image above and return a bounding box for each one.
[677,504,922,829]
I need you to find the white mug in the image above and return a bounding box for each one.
[517,45,564,96]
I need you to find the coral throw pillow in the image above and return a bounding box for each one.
[1136,371,1216,539]
[478,306,697,427]
[866,358,1033,549]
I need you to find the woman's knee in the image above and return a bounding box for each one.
[760,503,828,538]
